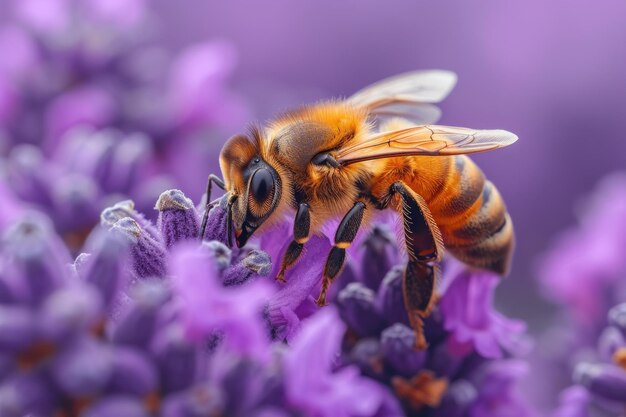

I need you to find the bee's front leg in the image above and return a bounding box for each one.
[316,202,366,306]
[199,174,226,241]
[277,203,311,281]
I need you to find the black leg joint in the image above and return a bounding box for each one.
[283,241,304,266]
[277,202,311,280]
[335,202,366,245]
[293,203,310,242]
[323,246,346,280]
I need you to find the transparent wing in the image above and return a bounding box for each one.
[336,125,518,165]
[366,102,443,126]
[349,70,457,124]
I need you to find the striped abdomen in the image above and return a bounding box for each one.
[411,155,514,275]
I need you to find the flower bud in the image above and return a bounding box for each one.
[6,145,54,206]
[0,373,57,417]
[427,342,464,378]
[375,265,409,326]
[106,132,152,193]
[359,224,399,290]
[161,384,225,417]
[349,338,383,378]
[337,283,384,337]
[434,380,477,417]
[111,217,167,279]
[81,227,131,308]
[574,362,626,402]
[101,199,160,241]
[152,324,197,394]
[2,213,70,305]
[201,240,232,271]
[223,249,271,286]
[156,189,200,248]
[38,284,102,342]
[51,174,100,235]
[0,306,37,351]
[83,396,150,417]
[200,194,230,244]
[597,326,626,362]
[50,337,113,396]
[608,303,626,336]
[107,347,158,396]
[111,280,169,348]
[381,323,426,377]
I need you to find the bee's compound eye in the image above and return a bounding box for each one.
[250,168,274,203]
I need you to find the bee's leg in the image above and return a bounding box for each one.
[277,202,311,282]
[199,174,226,241]
[389,181,443,350]
[316,202,366,306]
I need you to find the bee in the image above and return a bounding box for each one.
[200,70,517,349]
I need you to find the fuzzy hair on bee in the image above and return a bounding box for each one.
[201,70,518,349]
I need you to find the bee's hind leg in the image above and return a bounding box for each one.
[389,181,443,350]
[316,202,366,306]
[199,174,226,241]
[277,203,311,281]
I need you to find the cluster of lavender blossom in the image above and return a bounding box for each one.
[0,178,536,416]
[0,0,246,242]
[538,173,626,415]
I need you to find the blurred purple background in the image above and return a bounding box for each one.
[152,0,626,322]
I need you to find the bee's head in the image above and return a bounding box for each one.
[219,131,282,248]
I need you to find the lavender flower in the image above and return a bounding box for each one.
[283,307,393,417]
[549,303,626,417]
[535,172,626,411]
[0,188,405,416]
[439,262,527,359]
[329,226,531,416]
[0,0,245,240]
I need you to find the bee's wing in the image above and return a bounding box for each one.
[336,125,518,165]
[348,70,457,124]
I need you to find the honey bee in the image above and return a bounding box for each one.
[200,70,517,348]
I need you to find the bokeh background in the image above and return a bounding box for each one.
[1,0,625,411]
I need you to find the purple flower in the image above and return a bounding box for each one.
[1,212,71,305]
[231,216,334,340]
[573,363,626,403]
[156,189,200,248]
[547,301,626,414]
[111,217,167,279]
[284,307,394,417]
[468,360,534,417]
[0,0,245,239]
[440,261,527,359]
[170,242,273,361]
